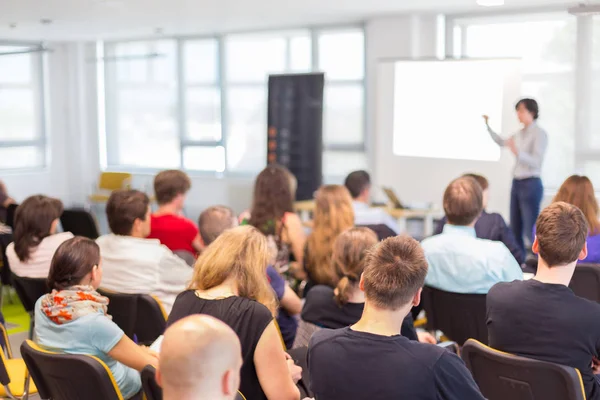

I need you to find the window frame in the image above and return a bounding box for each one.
[0,41,48,172]
[100,24,367,177]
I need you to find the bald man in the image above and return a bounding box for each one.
[156,315,243,400]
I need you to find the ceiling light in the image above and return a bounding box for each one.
[477,0,504,6]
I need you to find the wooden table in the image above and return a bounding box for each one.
[294,200,442,237]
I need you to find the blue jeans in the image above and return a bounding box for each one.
[510,177,544,256]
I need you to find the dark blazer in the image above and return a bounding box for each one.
[434,211,525,265]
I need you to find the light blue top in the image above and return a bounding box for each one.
[352,201,401,234]
[421,225,523,294]
[34,297,141,399]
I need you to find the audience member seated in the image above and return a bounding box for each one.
[148,170,202,255]
[35,237,158,399]
[308,236,484,400]
[488,202,600,400]
[200,205,302,349]
[344,170,400,234]
[301,227,434,343]
[167,226,301,400]
[0,180,15,224]
[243,164,306,275]
[304,185,354,295]
[422,176,522,294]
[157,315,243,400]
[96,190,192,313]
[538,175,600,264]
[434,173,524,264]
[6,195,73,278]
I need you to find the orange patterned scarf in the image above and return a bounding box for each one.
[41,285,109,325]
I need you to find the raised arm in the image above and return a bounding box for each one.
[483,115,507,147]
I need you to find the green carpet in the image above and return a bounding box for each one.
[2,296,30,335]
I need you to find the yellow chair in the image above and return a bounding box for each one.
[89,172,132,203]
[0,324,38,399]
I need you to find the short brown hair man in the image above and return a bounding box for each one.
[443,176,483,226]
[198,206,238,247]
[486,202,600,400]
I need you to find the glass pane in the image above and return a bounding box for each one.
[152,41,177,84]
[290,35,312,72]
[226,86,267,173]
[184,40,219,84]
[112,88,179,168]
[0,146,44,169]
[323,84,364,145]
[186,87,221,141]
[225,34,287,83]
[318,30,365,80]
[0,88,37,141]
[183,146,225,172]
[0,47,32,84]
[114,42,149,83]
[323,151,367,177]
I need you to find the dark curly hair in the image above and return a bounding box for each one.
[249,164,295,236]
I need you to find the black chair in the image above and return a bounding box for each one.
[60,208,100,239]
[21,340,140,400]
[97,289,167,345]
[142,364,246,400]
[358,224,397,241]
[10,274,48,339]
[5,204,17,230]
[421,286,487,345]
[462,339,585,400]
[569,263,600,303]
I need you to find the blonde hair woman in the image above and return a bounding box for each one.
[304,185,355,294]
[167,226,301,400]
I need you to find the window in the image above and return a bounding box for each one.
[101,27,366,176]
[0,44,46,170]
[457,15,576,190]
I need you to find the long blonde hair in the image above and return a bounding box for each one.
[306,185,355,287]
[333,228,379,306]
[553,175,600,235]
[189,225,277,315]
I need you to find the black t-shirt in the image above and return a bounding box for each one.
[301,285,418,341]
[487,279,600,400]
[167,290,273,400]
[308,327,484,400]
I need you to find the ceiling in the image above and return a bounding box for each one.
[0,0,580,41]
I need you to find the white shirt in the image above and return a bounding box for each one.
[352,201,401,234]
[96,234,192,314]
[6,232,74,278]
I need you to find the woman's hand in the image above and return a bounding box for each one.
[507,137,518,156]
[482,115,490,125]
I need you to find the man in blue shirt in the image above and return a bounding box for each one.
[344,170,400,235]
[421,176,523,294]
[435,173,524,264]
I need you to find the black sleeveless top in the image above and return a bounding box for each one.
[167,290,273,400]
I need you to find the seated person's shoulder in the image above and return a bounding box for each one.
[309,326,345,348]
[487,280,526,302]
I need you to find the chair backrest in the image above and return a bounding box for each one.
[462,339,586,400]
[60,208,100,239]
[5,203,18,229]
[292,320,322,349]
[421,286,487,345]
[173,250,195,267]
[11,274,48,313]
[569,263,600,303]
[98,289,167,345]
[98,172,132,191]
[142,365,162,400]
[357,224,397,241]
[20,340,125,400]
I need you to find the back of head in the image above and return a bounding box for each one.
[553,175,600,235]
[536,202,588,267]
[159,315,242,399]
[48,236,101,290]
[443,176,483,226]
[462,173,489,191]
[249,164,295,235]
[362,235,428,310]
[14,195,64,262]
[307,185,355,287]
[198,206,238,246]
[344,170,371,199]
[154,170,191,206]
[190,225,276,314]
[106,190,150,236]
[333,228,379,306]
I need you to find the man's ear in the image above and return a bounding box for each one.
[413,287,422,307]
[222,369,235,395]
[359,274,365,292]
[532,236,540,255]
[155,367,163,388]
[579,242,589,261]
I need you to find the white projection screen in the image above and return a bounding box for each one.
[393,59,521,162]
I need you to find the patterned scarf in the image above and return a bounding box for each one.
[41,285,110,325]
